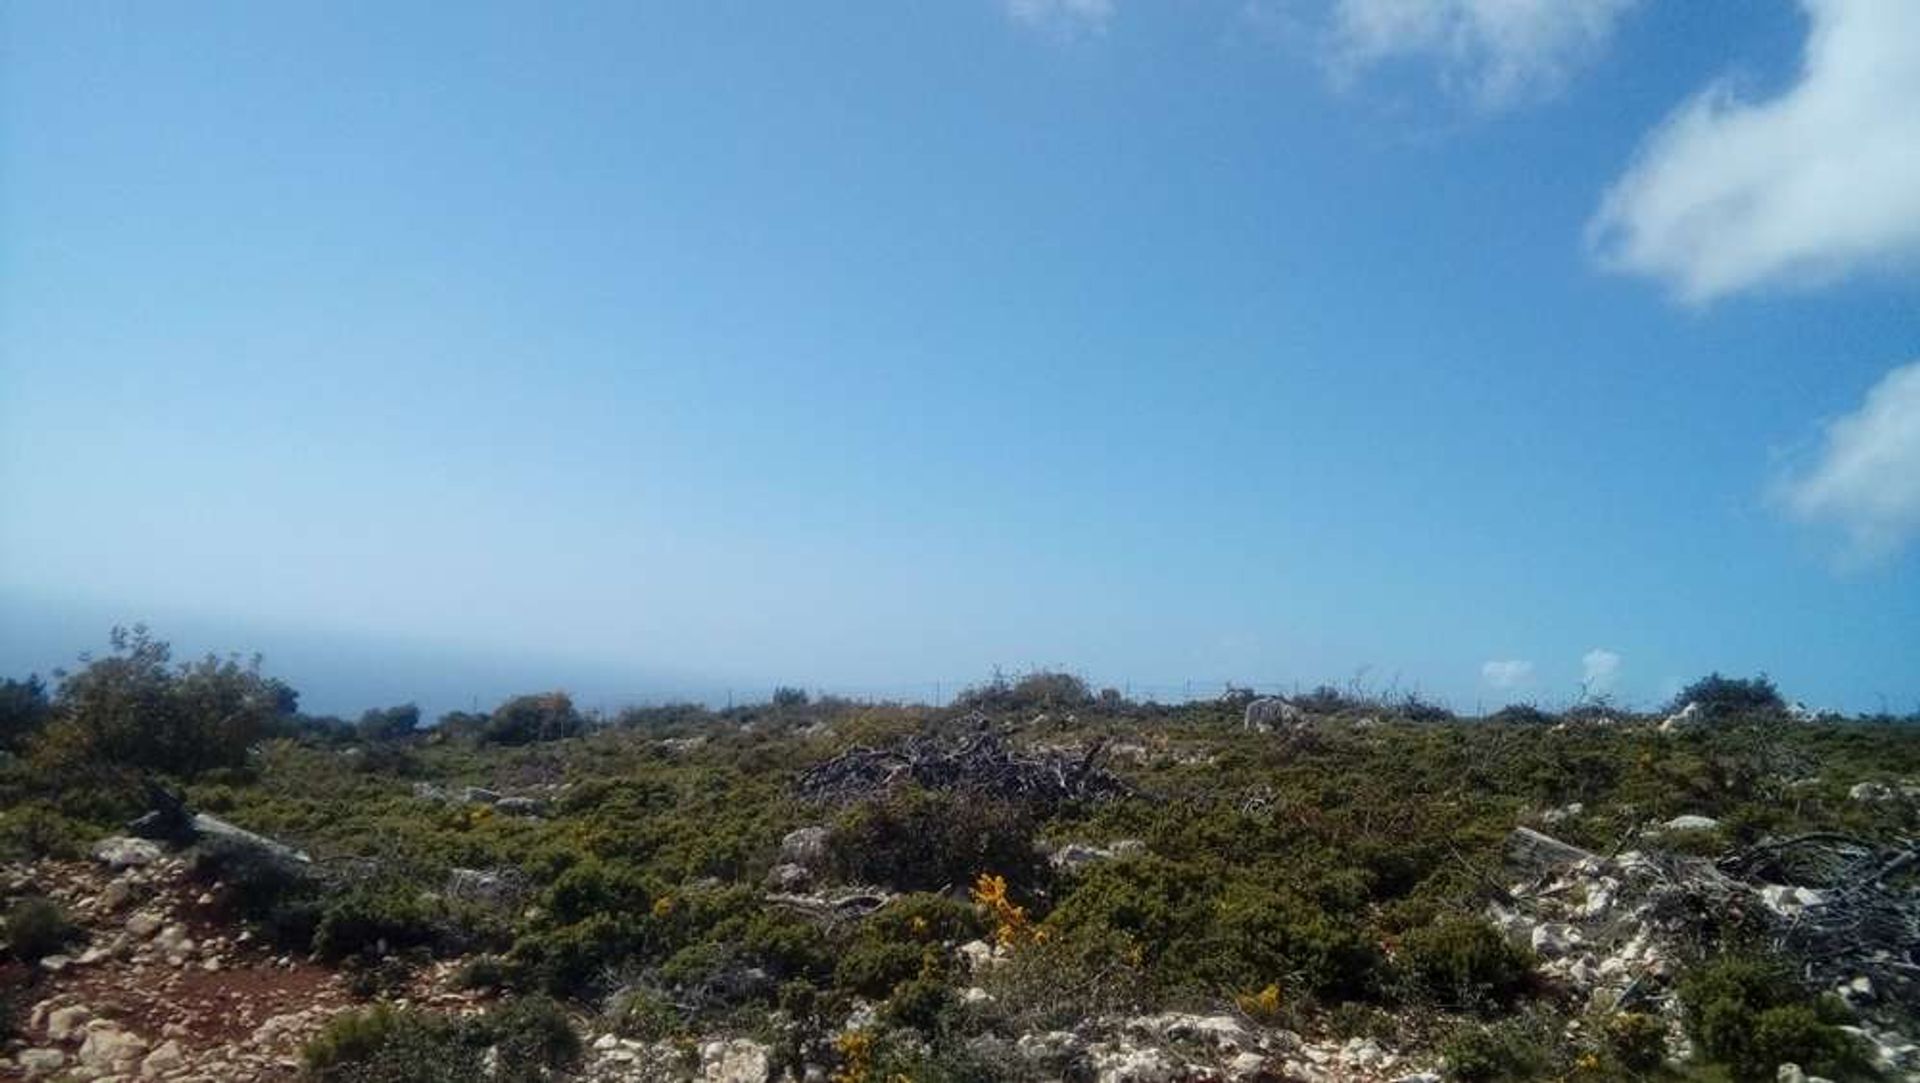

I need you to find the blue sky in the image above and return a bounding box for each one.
[3,1,1917,717]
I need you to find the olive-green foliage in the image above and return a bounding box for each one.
[357,704,422,743]
[472,996,582,1078]
[828,788,1046,893]
[0,675,50,753]
[18,660,1911,1065]
[835,940,930,999]
[313,883,442,961]
[304,999,579,1083]
[4,897,79,963]
[884,973,956,1034]
[1672,673,1784,720]
[0,802,92,861]
[483,692,584,746]
[1399,915,1534,1010]
[453,954,509,991]
[190,836,324,946]
[606,986,683,1040]
[1602,1011,1668,1075]
[954,670,1092,712]
[34,625,296,776]
[1043,854,1383,999]
[1440,1017,1555,1082]
[1678,956,1863,1083]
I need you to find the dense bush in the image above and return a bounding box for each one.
[1399,915,1534,1009]
[357,704,421,743]
[0,802,92,861]
[304,998,579,1083]
[0,675,50,752]
[1672,673,1785,719]
[1601,1010,1667,1074]
[484,693,585,746]
[1440,1018,1552,1082]
[1678,956,1862,1082]
[31,626,297,776]
[3,897,79,963]
[954,670,1092,712]
[313,883,442,961]
[828,789,1046,894]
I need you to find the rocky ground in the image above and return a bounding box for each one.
[1,841,483,1081]
[1,834,1456,1082]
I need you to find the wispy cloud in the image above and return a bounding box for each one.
[1590,1,1920,303]
[1326,0,1639,109]
[1005,0,1115,37]
[1482,658,1534,689]
[1581,648,1621,691]
[1775,361,1920,563]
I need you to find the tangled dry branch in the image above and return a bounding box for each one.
[796,724,1129,806]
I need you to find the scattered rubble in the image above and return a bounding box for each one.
[1050,838,1147,870]
[1491,824,1920,1076]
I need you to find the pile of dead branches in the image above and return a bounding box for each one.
[797,727,1129,806]
[1720,832,1920,1012]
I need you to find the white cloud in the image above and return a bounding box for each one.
[1006,0,1114,36]
[1582,648,1621,690]
[1775,360,1920,562]
[1590,1,1920,303]
[1482,659,1534,688]
[1327,0,1638,108]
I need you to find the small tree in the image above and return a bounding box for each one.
[1671,673,1785,720]
[0,675,51,752]
[35,626,296,776]
[357,704,422,743]
[483,692,583,746]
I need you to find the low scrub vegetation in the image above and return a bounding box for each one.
[3,637,1917,1081]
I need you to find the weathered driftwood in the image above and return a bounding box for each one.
[1506,826,1598,872]
[764,890,896,925]
[129,782,310,864]
[796,726,1127,806]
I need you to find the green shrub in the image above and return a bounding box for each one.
[1399,915,1534,1009]
[543,859,652,926]
[866,893,987,945]
[884,973,955,1034]
[828,789,1046,894]
[302,1004,481,1083]
[1441,1019,1551,1082]
[1210,881,1384,999]
[452,954,509,991]
[0,803,92,861]
[1672,673,1784,720]
[1601,1011,1667,1074]
[1678,956,1862,1083]
[511,913,646,996]
[313,884,440,961]
[0,675,50,752]
[33,626,297,776]
[483,692,584,746]
[834,939,927,999]
[606,986,682,1041]
[303,999,577,1083]
[472,996,580,1079]
[3,897,79,963]
[190,836,322,935]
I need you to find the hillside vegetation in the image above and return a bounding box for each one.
[2,631,1917,1082]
